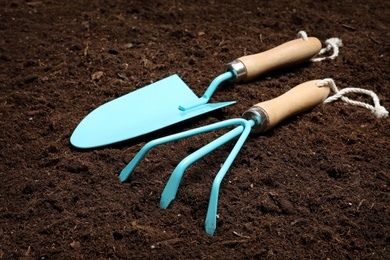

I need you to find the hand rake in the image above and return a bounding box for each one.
[119,80,331,236]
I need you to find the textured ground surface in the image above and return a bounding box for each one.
[1,0,389,259]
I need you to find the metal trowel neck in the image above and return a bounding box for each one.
[178,71,235,111]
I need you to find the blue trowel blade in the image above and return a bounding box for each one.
[70,74,235,149]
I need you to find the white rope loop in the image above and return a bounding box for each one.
[296,32,387,118]
[298,31,343,62]
[316,78,389,118]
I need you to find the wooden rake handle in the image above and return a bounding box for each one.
[243,80,330,133]
[226,37,321,82]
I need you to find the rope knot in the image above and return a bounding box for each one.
[316,78,334,87]
[298,31,342,62]
[373,106,389,119]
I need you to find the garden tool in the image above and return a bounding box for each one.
[70,37,321,149]
[119,79,331,236]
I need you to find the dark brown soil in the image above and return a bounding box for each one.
[1,0,389,259]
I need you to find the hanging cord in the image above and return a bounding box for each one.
[316,78,389,118]
[298,31,343,62]
[297,32,387,118]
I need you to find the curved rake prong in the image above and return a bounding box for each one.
[160,122,246,208]
[205,119,254,236]
[119,118,249,182]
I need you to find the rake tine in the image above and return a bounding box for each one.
[160,120,247,209]
[119,118,249,182]
[205,119,254,236]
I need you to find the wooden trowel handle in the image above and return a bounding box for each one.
[242,80,330,133]
[225,37,322,82]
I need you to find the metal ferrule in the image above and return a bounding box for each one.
[242,107,269,134]
[224,60,247,83]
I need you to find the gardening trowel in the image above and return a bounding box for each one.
[71,37,321,148]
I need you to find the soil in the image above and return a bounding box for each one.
[1,0,389,259]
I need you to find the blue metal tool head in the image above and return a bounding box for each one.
[70,73,235,149]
